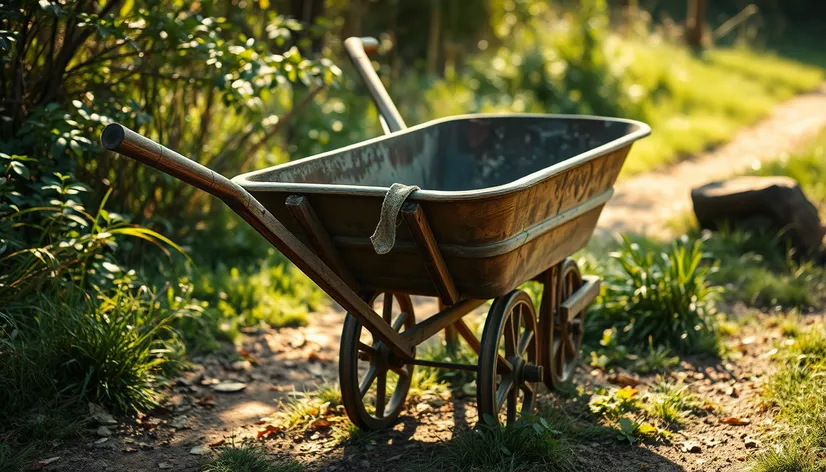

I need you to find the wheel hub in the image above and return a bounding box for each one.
[509,356,543,384]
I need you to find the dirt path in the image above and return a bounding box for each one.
[597,85,826,237]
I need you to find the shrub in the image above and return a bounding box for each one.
[591,236,722,355]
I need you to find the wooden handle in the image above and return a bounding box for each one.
[343,36,406,134]
[101,123,248,204]
[100,123,414,359]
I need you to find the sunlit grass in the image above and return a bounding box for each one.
[621,42,823,176]
[750,326,826,471]
[645,380,703,426]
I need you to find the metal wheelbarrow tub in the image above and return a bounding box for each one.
[233,113,650,300]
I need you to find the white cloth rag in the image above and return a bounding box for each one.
[370,183,420,254]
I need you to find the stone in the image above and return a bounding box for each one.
[691,176,824,253]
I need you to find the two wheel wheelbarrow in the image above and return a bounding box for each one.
[100,37,649,429]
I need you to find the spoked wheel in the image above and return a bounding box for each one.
[477,290,542,426]
[339,292,415,430]
[548,259,585,387]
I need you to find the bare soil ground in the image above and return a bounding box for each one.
[49,300,811,472]
[44,89,826,471]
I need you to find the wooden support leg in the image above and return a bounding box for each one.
[441,300,459,354]
[401,202,459,306]
[285,195,360,291]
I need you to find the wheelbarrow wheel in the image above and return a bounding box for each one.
[339,292,416,430]
[548,259,584,388]
[477,290,541,426]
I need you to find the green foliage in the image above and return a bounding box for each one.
[621,43,823,175]
[591,236,722,355]
[2,0,340,225]
[205,443,302,472]
[751,127,826,209]
[0,283,192,415]
[277,384,343,431]
[587,328,680,373]
[589,386,641,421]
[189,255,325,342]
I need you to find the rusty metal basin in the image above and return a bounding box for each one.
[233,113,650,299]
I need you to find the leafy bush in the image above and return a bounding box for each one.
[590,236,722,355]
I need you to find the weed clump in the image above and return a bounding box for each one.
[591,236,722,355]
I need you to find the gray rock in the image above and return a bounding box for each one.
[691,176,824,253]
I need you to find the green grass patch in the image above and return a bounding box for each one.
[749,326,826,471]
[619,43,823,176]
[432,407,608,472]
[589,236,722,355]
[644,380,704,426]
[204,443,301,472]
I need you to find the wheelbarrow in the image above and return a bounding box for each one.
[101,37,650,429]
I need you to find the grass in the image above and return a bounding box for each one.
[0,282,193,471]
[432,408,606,472]
[751,127,826,210]
[645,380,704,426]
[277,383,344,431]
[749,326,826,471]
[621,42,823,176]
[661,128,826,310]
[589,235,722,355]
[204,443,301,472]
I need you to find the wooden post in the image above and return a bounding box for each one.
[401,202,459,306]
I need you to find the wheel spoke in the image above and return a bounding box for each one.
[382,293,393,323]
[392,311,409,332]
[375,369,387,418]
[390,364,409,378]
[517,329,534,356]
[505,312,517,356]
[521,380,535,394]
[358,341,380,357]
[565,331,577,358]
[495,376,514,410]
[359,365,378,398]
[506,388,517,424]
[497,355,513,374]
[554,339,565,374]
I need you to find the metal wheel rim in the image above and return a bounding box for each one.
[477,290,539,426]
[339,292,415,430]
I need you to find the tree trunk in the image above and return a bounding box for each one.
[426,0,441,75]
[685,0,707,49]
